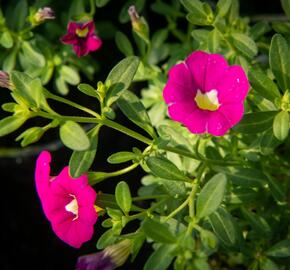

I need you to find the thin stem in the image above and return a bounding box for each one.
[103,163,139,178]
[45,91,100,118]
[132,194,168,202]
[102,118,152,145]
[89,0,96,16]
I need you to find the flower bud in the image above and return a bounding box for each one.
[0,71,13,90]
[33,7,55,25]
[75,239,132,270]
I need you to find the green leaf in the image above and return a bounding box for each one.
[196,173,227,220]
[250,21,271,41]
[146,156,190,182]
[3,49,17,72]
[269,34,290,92]
[273,111,289,141]
[281,0,290,19]
[142,218,176,243]
[216,0,232,17]
[0,31,13,48]
[234,111,276,134]
[266,174,286,203]
[95,0,110,7]
[259,258,279,270]
[230,33,257,59]
[16,126,44,147]
[225,187,259,204]
[249,68,281,101]
[115,31,134,56]
[59,121,90,151]
[77,83,98,98]
[212,166,266,187]
[117,90,155,137]
[55,75,69,95]
[96,229,117,249]
[151,1,183,17]
[60,65,80,85]
[115,181,132,214]
[182,0,213,25]
[7,0,27,31]
[105,56,140,106]
[69,126,100,178]
[107,151,136,164]
[144,244,175,270]
[21,41,45,68]
[259,129,281,155]
[241,208,271,237]
[266,240,290,257]
[209,207,237,247]
[0,116,27,137]
[208,28,221,53]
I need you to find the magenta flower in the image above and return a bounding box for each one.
[60,21,102,57]
[35,151,98,248]
[163,51,250,136]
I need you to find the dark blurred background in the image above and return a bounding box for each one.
[1,0,285,269]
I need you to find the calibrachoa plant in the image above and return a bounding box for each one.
[1,0,290,269]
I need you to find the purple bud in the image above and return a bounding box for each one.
[0,71,13,90]
[76,252,115,270]
[34,7,55,23]
[128,5,139,23]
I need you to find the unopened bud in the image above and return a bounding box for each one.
[128,5,140,23]
[34,7,55,24]
[0,71,13,90]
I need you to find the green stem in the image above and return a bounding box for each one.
[89,0,96,16]
[102,162,139,178]
[45,91,100,118]
[102,118,152,145]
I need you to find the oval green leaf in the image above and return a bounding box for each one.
[115,181,132,214]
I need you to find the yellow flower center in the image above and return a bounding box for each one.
[65,194,79,220]
[194,89,220,111]
[76,27,88,38]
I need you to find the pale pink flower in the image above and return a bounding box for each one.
[60,21,102,57]
[163,51,250,136]
[35,151,98,248]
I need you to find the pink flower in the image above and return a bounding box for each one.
[60,21,102,57]
[163,51,250,136]
[35,151,98,248]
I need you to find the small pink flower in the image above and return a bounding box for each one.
[60,21,102,57]
[163,51,250,136]
[35,151,98,248]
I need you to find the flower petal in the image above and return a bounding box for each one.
[83,21,95,34]
[35,151,51,199]
[183,109,208,134]
[207,111,231,136]
[163,81,195,104]
[204,54,228,92]
[168,101,197,123]
[60,33,77,45]
[73,42,89,57]
[217,65,250,103]
[79,205,98,225]
[67,22,78,33]
[185,50,209,90]
[87,35,102,52]
[218,102,245,127]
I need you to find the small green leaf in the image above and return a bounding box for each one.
[216,0,232,17]
[21,41,45,67]
[105,56,140,106]
[95,0,110,7]
[16,127,44,147]
[196,173,227,219]
[142,218,176,243]
[115,181,132,214]
[273,111,289,141]
[209,207,237,247]
[234,111,276,134]
[115,31,134,56]
[208,28,221,53]
[266,240,290,257]
[250,21,271,41]
[69,126,100,178]
[117,90,155,137]
[259,258,279,270]
[269,34,290,92]
[55,75,69,95]
[249,68,281,101]
[77,84,99,98]
[59,121,90,151]
[107,151,136,164]
[281,0,290,19]
[241,208,271,237]
[146,156,190,182]
[3,49,17,72]
[96,229,117,249]
[266,174,286,203]
[212,166,266,187]
[230,33,257,59]
[259,129,281,155]
[0,31,13,48]
[0,116,27,137]
[60,65,80,85]
[144,244,175,270]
